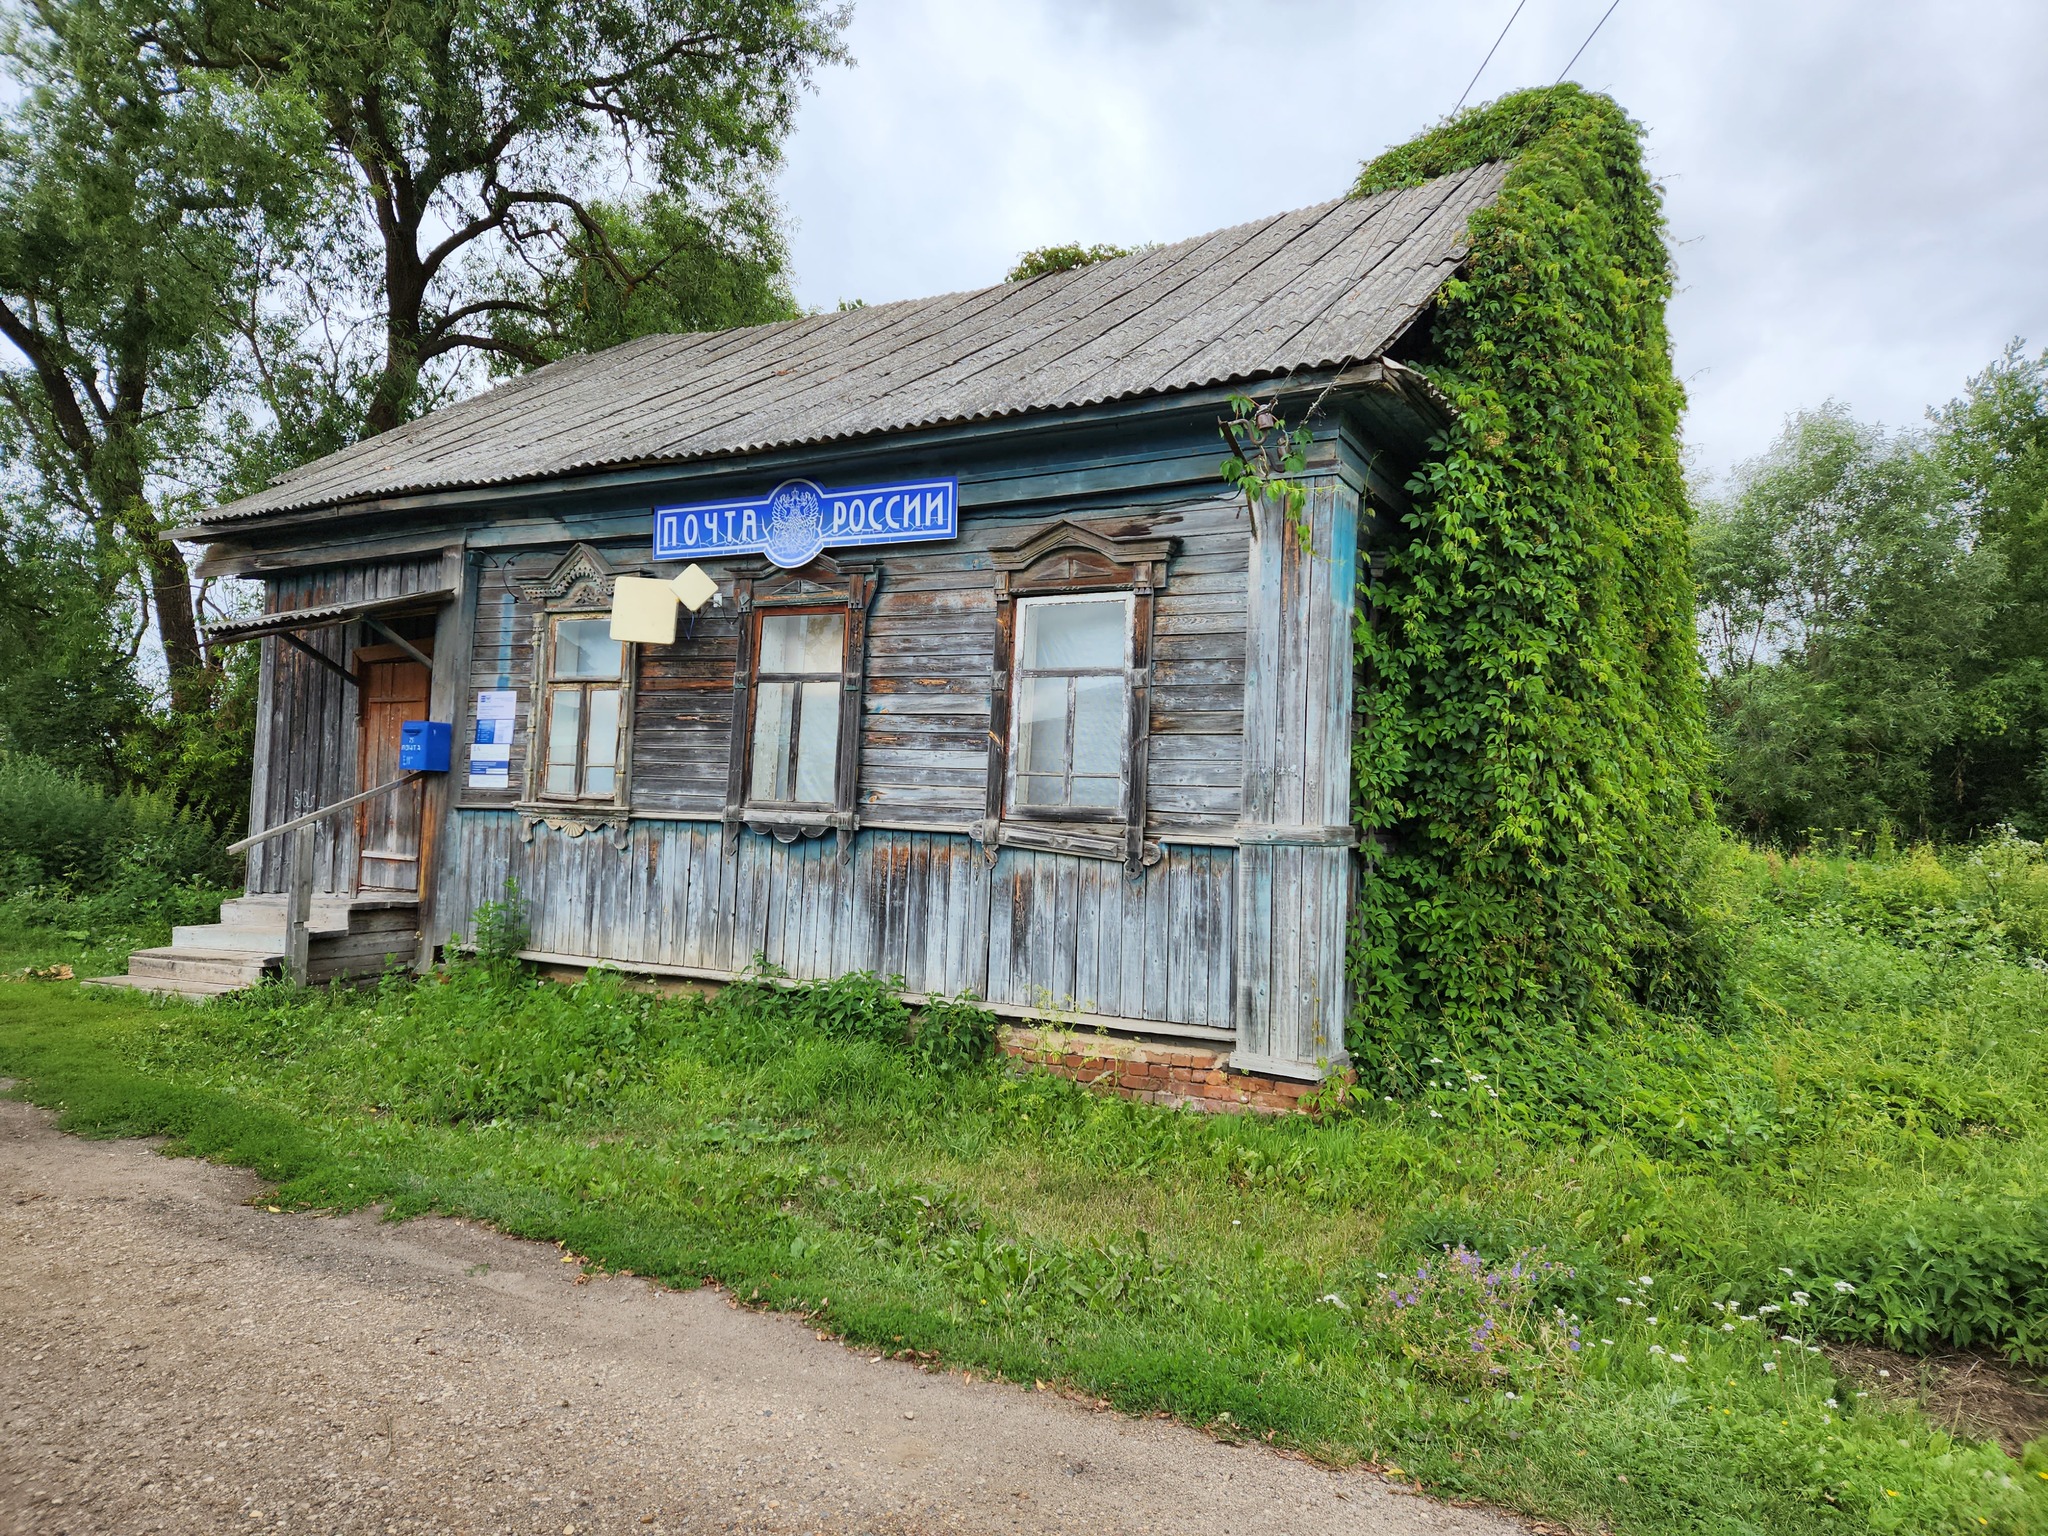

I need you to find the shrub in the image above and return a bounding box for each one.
[0,752,232,893]
[909,991,1000,1075]
[1774,1193,2048,1364]
[1365,1245,1583,1391]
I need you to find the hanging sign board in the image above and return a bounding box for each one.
[654,476,957,570]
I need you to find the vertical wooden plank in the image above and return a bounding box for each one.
[1141,849,1170,1020]
[1115,866,1145,1022]
[285,823,315,986]
[982,848,1014,1006]
[948,839,978,998]
[1072,857,1101,1015]
[1166,850,1193,1024]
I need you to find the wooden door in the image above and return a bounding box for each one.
[356,654,431,893]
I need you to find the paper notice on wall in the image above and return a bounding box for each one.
[468,690,517,789]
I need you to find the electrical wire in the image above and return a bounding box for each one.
[1453,0,1530,115]
[1555,0,1622,83]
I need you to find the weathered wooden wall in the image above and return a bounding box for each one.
[246,554,452,894]
[437,812,1238,1033]
[457,493,1250,840]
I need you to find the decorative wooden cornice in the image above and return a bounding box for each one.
[990,519,1174,599]
[517,543,618,609]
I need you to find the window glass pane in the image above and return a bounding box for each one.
[1017,675,1068,775]
[1069,774,1121,808]
[582,687,620,797]
[794,680,840,802]
[1021,598,1124,670]
[759,612,844,675]
[554,618,621,680]
[545,689,581,796]
[1015,773,1066,807]
[1071,675,1125,775]
[751,681,796,801]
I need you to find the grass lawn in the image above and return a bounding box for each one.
[0,842,2044,1535]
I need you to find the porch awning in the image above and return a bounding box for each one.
[205,587,454,646]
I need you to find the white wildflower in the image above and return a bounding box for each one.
[1669,1354,1687,1365]
[1762,1361,1777,1373]
[1832,1281,1856,1295]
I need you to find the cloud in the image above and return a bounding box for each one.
[777,0,2048,475]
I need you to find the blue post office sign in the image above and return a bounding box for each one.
[654,476,958,570]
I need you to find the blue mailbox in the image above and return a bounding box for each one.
[398,719,453,772]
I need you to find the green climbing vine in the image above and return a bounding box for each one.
[1218,392,1316,553]
[1346,86,1719,1100]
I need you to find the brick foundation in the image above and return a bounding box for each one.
[1000,1027,1320,1114]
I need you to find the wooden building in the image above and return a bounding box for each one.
[100,163,1507,1083]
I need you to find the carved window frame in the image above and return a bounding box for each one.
[722,555,879,856]
[514,543,636,844]
[984,520,1173,872]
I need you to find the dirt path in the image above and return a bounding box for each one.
[0,1096,1526,1536]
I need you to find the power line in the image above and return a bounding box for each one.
[1454,0,1530,115]
[1555,0,1622,84]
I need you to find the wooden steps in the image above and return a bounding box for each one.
[85,894,424,1000]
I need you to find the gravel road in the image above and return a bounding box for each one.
[0,1094,1526,1536]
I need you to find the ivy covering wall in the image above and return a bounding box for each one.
[1347,86,1716,1094]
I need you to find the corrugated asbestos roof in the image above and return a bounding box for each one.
[198,162,1507,527]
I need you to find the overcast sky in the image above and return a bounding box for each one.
[774,0,2048,485]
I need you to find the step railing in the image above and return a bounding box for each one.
[226,772,428,984]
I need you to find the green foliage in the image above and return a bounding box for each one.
[1005,242,1133,282]
[0,508,149,787]
[0,753,235,893]
[484,194,800,368]
[136,0,848,434]
[1217,392,1315,553]
[0,0,324,713]
[1367,1245,1582,1390]
[461,879,532,969]
[1697,407,2000,842]
[908,990,1001,1075]
[1346,87,1715,1088]
[352,966,679,1124]
[6,846,2048,1533]
[1933,343,2048,834]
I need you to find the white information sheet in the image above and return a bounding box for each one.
[468,690,517,789]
